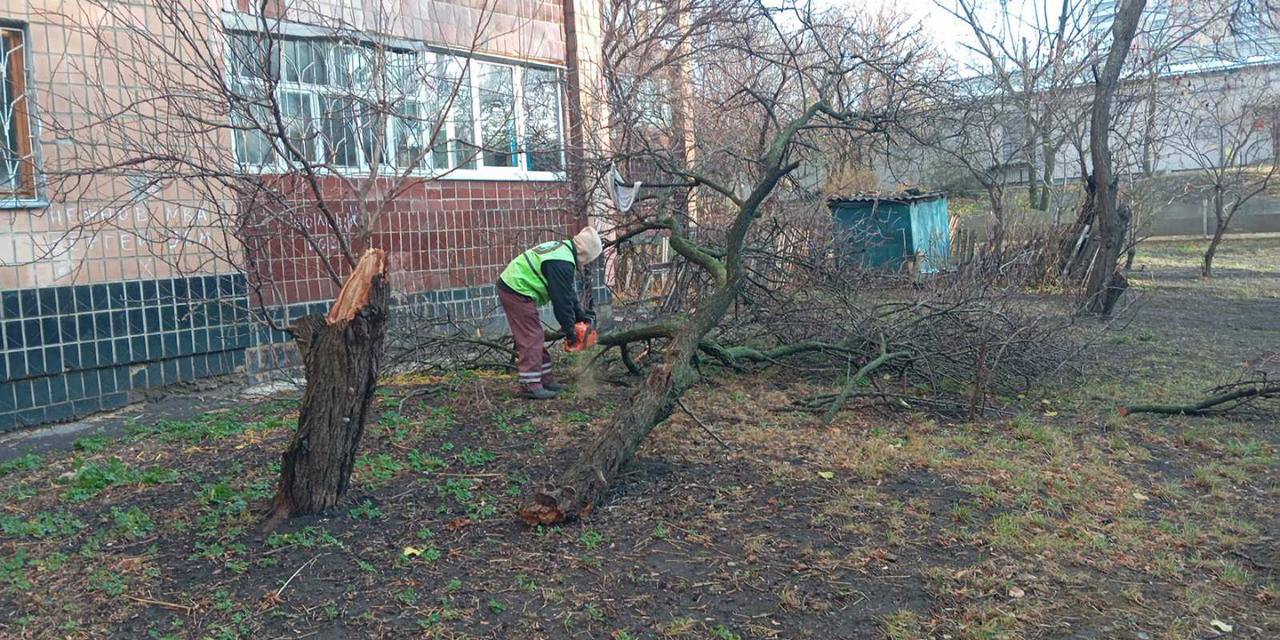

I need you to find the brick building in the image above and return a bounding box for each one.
[0,0,609,432]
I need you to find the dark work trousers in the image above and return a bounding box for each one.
[497,283,553,389]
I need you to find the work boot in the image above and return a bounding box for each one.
[542,376,569,393]
[520,385,557,400]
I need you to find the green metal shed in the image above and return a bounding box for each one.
[830,192,951,273]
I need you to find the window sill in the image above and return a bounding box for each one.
[0,196,48,210]
[242,166,567,183]
[439,168,566,182]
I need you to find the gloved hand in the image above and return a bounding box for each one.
[565,321,597,352]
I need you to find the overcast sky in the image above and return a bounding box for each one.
[815,0,1075,64]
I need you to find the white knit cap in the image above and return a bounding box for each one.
[572,226,603,264]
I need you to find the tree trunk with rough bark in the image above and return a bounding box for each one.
[519,295,728,524]
[1082,0,1146,315]
[267,249,389,525]
[1202,189,1227,278]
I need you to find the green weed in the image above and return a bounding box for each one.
[349,500,383,520]
[408,450,448,473]
[355,453,406,484]
[458,448,496,468]
[0,510,87,539]
[61,458,179,502]
[111,506,156,540]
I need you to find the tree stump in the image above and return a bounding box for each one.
[266,249,389,525]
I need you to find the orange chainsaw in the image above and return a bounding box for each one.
[565,264,599,353]
[565,320,597,352]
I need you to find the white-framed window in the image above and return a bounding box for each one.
[226,32,566,181]
[1,24,39,203]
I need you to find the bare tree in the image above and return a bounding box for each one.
[1079,0,1147,316]
[941,0,1101,214]
[518,1,930,524]
[1165,65,1278,277]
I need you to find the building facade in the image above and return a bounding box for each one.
[0,0,608,432]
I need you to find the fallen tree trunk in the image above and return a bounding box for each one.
[1120,383,1279,416]
[266,249,389,526]
[518,99,851,525]
[519,292,731,525]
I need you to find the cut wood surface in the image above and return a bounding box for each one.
[326,249,388,325]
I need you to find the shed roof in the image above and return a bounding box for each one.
[827,191,946,206]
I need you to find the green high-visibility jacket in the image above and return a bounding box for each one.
[499,240,577,306]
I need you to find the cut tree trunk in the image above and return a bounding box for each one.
[266,249,389,526]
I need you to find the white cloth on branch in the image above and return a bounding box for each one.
[607,163,642,213]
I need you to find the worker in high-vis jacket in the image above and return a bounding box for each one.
[497,227,603,399]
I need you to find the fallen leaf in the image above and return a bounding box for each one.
[1210,619,1233,633]
[817,471,835,480]
[1044,411,1059,417]
[1008,586,1026,599]
[1133,491,1149,501]
[402,546,422,557]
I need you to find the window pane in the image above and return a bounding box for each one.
[393,100,426,169]
[386,50,420,96]
[435,57,474,170]
[279,91,317,163]
[522,68,563,172]
[0,33,22,190]
[385,51,423,169]
[321,96,359,167]
[0,29,32,195]
[282,39,328,85]
[332,45,372,89]
[477,64,516,168]
[358,99,381,168]
[228,32,279,81]
[229,82,272,166]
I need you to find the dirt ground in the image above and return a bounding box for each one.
[1,239,1277,640]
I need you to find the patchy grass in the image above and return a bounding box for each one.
[0,239,1276,639]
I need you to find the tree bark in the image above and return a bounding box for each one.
[519,295,728,525]
[1202,189,1227,278]
[1037,130,1056,212]
[267,249,389,525]
[1120,384,1280,416]
[1082,0,1146,315]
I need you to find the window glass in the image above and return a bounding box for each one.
[435,57,475,170]
[321,96,360,167]
[387,51,425,169]
[522,68,563,172]
[225,34,566,178]
[1,27,35,196]
[279,91,317,163]
[283,39,328,85]
[228,32,278,81]
[230,82,273,166]
[332,45,372,90]
[393,99,426,168]
[477,63,516,168]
